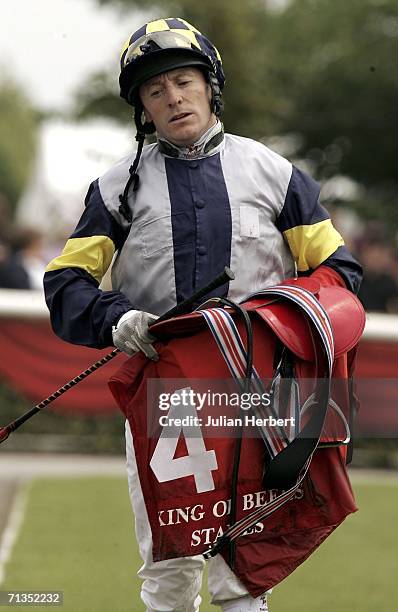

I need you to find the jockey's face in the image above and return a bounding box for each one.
[139,67,216,146]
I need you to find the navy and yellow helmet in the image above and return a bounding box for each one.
[119,18,225,107]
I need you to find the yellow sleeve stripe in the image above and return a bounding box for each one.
[45,236,116,284]
[283,219,344,272]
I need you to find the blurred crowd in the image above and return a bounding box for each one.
[0,225,46,291]
[0,194,397,313]
[356,230,398,314]
[330,207,398,314]
[0,195,47,291]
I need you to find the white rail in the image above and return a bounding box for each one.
[0,289,397,340]
[0,290,48,318]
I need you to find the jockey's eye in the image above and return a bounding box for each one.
[149,88,162,98]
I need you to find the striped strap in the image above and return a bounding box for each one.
[200,307,289,458]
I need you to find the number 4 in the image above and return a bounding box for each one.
[150,388,218,493]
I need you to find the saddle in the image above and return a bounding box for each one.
[109,278,365,595]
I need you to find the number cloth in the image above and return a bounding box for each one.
[109,280,365,596]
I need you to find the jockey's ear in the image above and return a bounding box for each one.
[142,106,153,124]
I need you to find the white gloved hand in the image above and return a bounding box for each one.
[112,309,159,360]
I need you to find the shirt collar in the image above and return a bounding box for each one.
[157,121,224,160]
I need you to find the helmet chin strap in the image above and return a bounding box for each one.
[118,103,156,223]
[208,72,224,116]
[134,102,156,136]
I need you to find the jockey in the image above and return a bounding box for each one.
[43,17,363,612]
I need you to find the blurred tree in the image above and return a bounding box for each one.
[270,0,398,188]
[73,69,133,124]
[0,79,38,215]
[269,0,398,232]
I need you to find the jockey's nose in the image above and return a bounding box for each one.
[165,82,183,106]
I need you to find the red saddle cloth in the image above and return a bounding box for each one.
[109,282,365,596]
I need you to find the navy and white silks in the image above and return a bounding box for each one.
[44,124,362,348]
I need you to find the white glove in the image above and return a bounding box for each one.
[112,309,159,360]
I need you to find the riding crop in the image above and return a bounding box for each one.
[0,267,234,444]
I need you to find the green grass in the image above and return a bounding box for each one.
[2,477,397,611]
[271,483,398,611]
